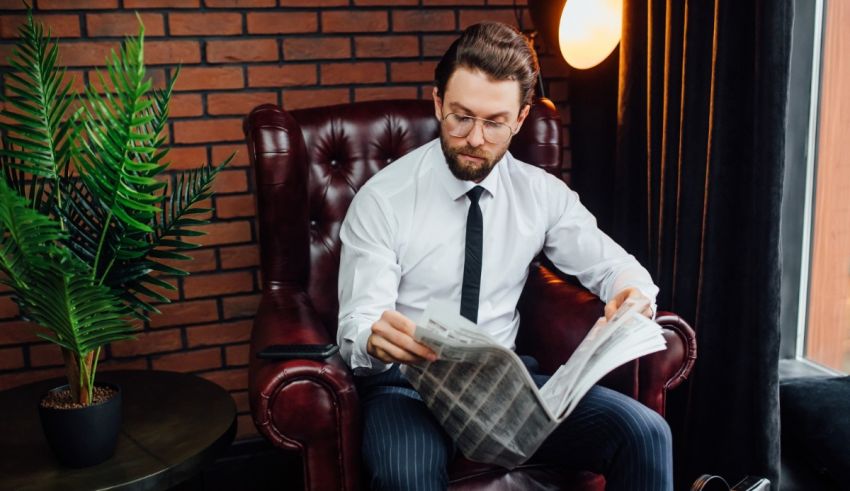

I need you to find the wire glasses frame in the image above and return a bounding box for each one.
[441,113,517,144]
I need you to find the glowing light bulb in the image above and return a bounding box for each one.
[558,0,623,69]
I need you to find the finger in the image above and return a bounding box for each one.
[625,290,652,314]
[381,310,417,336]
[371,335,427,364]
[375,323,437,361]
[376,313,437,360]
[368,335,399,363]
[370,345,393,364]
[604,302,617,320]
[367,335,390,362]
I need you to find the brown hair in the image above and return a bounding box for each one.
[434,22,540,107]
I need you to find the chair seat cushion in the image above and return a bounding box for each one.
[780,375,850,486]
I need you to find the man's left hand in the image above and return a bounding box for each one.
[604,288,653,320]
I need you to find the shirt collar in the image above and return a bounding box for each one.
[431,139,504,201]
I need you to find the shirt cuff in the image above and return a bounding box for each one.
[350,326,392,376]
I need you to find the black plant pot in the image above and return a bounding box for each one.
[38,383,122,468]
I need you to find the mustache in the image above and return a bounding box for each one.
[452,146,489,159]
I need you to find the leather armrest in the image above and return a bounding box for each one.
[516,262,697,415]
[638,311,697,414]
[249,287,361,491]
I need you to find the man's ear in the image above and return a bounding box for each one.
[514,104,532,133]
[433,87,443,121]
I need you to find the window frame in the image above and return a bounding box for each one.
[779,0,843,377]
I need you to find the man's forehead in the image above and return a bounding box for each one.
[442,67,522,117]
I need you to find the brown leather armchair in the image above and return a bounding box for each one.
[245,98,697,491]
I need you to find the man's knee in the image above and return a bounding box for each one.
[621,402,673,456]
[641,408,672,445]
[591,391,672,450]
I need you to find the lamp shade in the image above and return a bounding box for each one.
[529,0,622,70]
[559,0,622,69]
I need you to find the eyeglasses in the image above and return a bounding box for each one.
[441,113,516,145]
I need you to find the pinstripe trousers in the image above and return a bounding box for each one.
[355,361,673,491]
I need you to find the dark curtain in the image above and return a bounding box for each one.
[568,48,620,229]
[614,0,792,487]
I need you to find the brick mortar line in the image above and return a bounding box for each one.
[0,6,522,41]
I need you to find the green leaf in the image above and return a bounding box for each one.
[0,180,62,288]
[0,11,75,183]
[148,250,192,260]
[73,22,161,237]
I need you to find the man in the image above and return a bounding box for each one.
[337,22,672,491]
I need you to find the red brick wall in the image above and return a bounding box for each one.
[0,0,571,441]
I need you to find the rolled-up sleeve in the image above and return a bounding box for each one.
[337,188,400,375]
[542,175,659,314]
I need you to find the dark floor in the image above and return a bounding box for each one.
[175,436,835,491]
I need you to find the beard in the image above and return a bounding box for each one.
[440,132,508,182]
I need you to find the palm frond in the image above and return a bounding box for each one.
[0,178,64,290]
[102,155,232,319]
[26,252,135,355]
[0,13,77,181]
[138,66,178,169]
[57,177,108,264]
[73,23,164,236]
[159,156,233,245]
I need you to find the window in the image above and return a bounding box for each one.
[781,0,849,375]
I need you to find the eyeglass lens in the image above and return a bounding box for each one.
[445,114,512,144]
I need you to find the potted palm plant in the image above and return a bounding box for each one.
[0,11,231,467]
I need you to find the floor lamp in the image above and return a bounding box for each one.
[528,0,624,232]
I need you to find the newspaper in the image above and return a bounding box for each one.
[399,298,667,469]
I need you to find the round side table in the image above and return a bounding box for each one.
[0,370,237,491]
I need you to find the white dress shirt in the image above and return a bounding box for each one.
[337,138,659,375]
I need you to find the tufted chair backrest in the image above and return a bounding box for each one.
[245,98,563,336]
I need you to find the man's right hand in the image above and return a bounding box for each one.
[367,310,438,365]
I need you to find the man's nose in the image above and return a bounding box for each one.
[465,120,486,147]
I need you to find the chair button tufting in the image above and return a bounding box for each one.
[330,159,338,167]
[385,158,392,164]
[310,220,318,228]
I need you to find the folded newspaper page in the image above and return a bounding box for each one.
[399,298,667,469]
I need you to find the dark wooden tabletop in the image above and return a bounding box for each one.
[0,370,237,491]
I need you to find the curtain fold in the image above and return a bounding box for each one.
[615,0,793,486]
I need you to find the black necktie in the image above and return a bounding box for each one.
[461,186,485,323]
